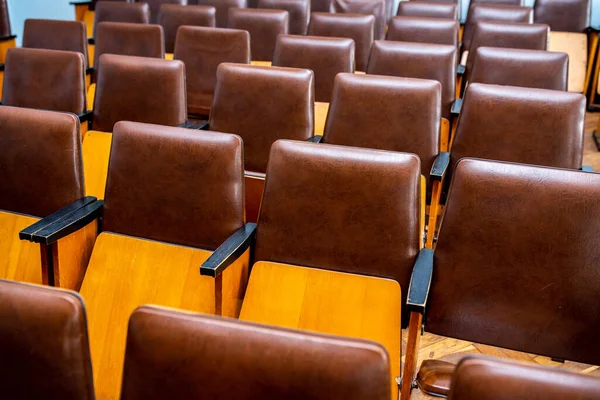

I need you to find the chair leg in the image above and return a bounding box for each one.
[593,130,600,151]
[585,32,599,99]
[401,312,423,400]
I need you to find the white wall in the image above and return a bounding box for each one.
[7,0,74,45]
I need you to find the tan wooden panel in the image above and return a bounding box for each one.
[548,31,587,93]
[54,220,98,291]
[240,261,401,400]
[0,210,42,284]
[251,60,272,67]
[87,82,95,110]
[315,101,329,135]
[165,53,174,60]
[82,130,112,199]
[88,43,95,67]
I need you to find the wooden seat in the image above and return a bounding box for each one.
[0,279,94,399]
[79,122,251,400]
[121,306,391,399]
[387,16,459,46]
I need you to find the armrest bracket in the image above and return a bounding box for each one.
[451,98,463,118]
[407,248,434,314]
[179,120,209,130]
[457,64,465,76]
[200,223,257,278]
[307,135,323,143]
[430,152,450,182]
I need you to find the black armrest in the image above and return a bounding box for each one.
[86,67,94,76]
[179,120,209,130]
[200,223,257,278]
[88,38,95,45]
[451,98,462,117]
[407,248,434,314]
[586,26,600,34]
[77,110,93,123]
[0,64,4,72]
[582,165,595,172]
[70,1,93,5]
[307,135,323,143]
[20,196,97,242]
[430,152,450,182]
[457,64,465,76]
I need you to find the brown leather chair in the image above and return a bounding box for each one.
[418,0,461,20]
[387,16,459,46]
[78,122,251,400]
[232,140,423,400]
[0,279,94,399]
[367,41,457,120]
[534,0,590,32]
[174,26,250,118]
[145,0,186,24]
[227,8,289,62]
[121,306,392,400]
[1,106,98,290]
[396,1,458,19]
[448,356,600,400]
[158,4,216,54]
[333,0,387,40]
[204,63,315,222]
[310,0,333,12]
[273,34,355,102]
[195,0,247,27]
[22,19,89,68]
[402,158,600,399]
[308,12,375,71]
[93,2,150,39]
[258,0,310,35]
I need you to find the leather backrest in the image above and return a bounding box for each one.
[469,47,568,91]
[91,0,127,12]
[0,280,94,400]
[93,54,186,132]
[94,22,165,74]
[333,0,387,40]
[3,48,86,114]
[121,306,391,400]
[103,122,244,250]
[308,12,375,71]
[463,5,533,51]
[0,0,11,37]
[418,0,461,16]
[195,0,247,27]
[174,26,250,116]
[227,8,289,62]
[258,0,311,35]
[22,19,89,68]
[145,0,186,24]
[387,16,459,46]
[449,356,600,400]
[273,34,354,102]
[93,2,150,38]
[367,40,456,119]
[534,0,590,32]
[210,63,314,173]
[324,73,440,184]
[158,5,215,53]
[396,1,458,19]
[470,0,523,6]
[254,140,421,325]
[429,158,600,366]
[0,106,84,217]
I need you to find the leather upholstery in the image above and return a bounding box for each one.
[121,306,391,400]
[93,54,186,132]
[210,63,314,173]
[145,0,186,24]
[387,16,459,46]
[94,22,165,74]
[158,5,216,53]
[91,0,126,12]
[463,5,533,51]
[324,73,440,186]
[0,0,10,37]
[0,280,94,400]
[418,0,461,17]
[308,12,374,71]
[534,0,590,32]
[417,360,454,397]
[396,1,458,19]
[254,140,421,326]
[258,0,310,35]
[93,2,150,38]
[429,158,600,365]
[468,47,568,91]
[311,0,333,12]
[103,122,244,250]
[0,106,84,217]
[470,0,523,6]
[3,48,86,114]
[196,0,247,27]
[333,0,387,40]
[273,35,354,102]
[174,26,250,116]
[449,356,600,400]
[367,40,456,119]
[227,8,289,61]
[22,19,89,68]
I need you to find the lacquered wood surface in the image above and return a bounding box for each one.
[548,31,587,93]
[0,210,42,284]
[82,130,112,199]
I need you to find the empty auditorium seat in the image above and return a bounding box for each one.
[402,158,600,399]
[92,2,150,40]
[396,1,458,19]
[158,4,216,54]
[2,106,97,289]
[121,306,392,399]
[145,0,185,24]
[258,0,310,35]
[367,41,456,119]
[174,26,250,118]
[196,0,247,27]
[309,12,375,71]
[0,280,94,399]
[448,356,600,400]
[333,0,387,40]
[387,16,459,46]
[227,8,289,62]
[79,122,251,400]
[418,0,461,20]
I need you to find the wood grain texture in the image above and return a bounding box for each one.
[53,219,98,291]
[0,210,43,284]
[315,101,329,135]
[548,31,587,93]
[584,112,600,171]
[240,261,401,400]
[80,232,250,400]
[82,130,112,199]
[87,82,95,110]
[245,173,265,224]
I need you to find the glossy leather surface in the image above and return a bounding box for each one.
[396,1,458,19]
[196,0,247,27]
[158,4,215,53]
[387,16,459,46]
[93,2,150,38]
[333,0,388,40]
[258,0,310,35]
[227,8,289,61]
[145,0,186,24]
[463,5,533,51]
[22,19,89,67]
[533,0,590,32]
[417,359,454,397]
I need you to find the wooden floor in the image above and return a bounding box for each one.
[405,111,600,399]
